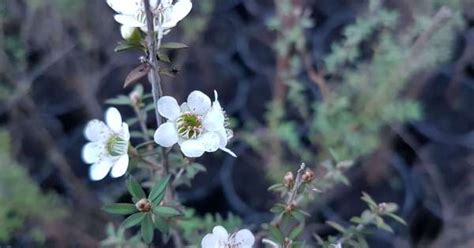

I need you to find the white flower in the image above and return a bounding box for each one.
[106,0,192,39]
[154,90,236,158]
[201,226,255,248]
[82,107,130,181]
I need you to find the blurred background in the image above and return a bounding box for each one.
[0,0,473,247]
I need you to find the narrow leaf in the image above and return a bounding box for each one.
[141,214,154,244]
[269,225,284,244]
[161,42,188,49]
[122,212,145,229]
[289,222,305,240]
[386,213,407,225]
[127,176,146,202]
[103,203,137,215]
[154,206,182,217]
[149,175,171,203]
[124,63,151,88]
[326,221,346,233]
[154,216,170,234]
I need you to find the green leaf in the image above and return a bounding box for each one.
[270,204,285,214]
[141,214,154,244]
[114,40,145,52]
[291,209,307,223]
[326,221,346,233]
[122,212,145,229]
[375,216,394,233]
[269,225,284,244]
[149,175,171,203]
[161,42,188,49]
[154,206,181,217]
[386,213,407,225]
[289,222,305,240]
[361,192,377,210]
[268,183,285,191]
[105,95,132,105]
[127,176,146,202]
[154,216,170,234]
[103,203,137,215]
[157,52,171,63]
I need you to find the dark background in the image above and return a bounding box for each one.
[1,0,473,247]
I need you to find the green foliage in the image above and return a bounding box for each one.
[315,192,406,247]
[176,209,243,245]
[0,130,65,242]
[103,176,181,244]
[100,223,147,248]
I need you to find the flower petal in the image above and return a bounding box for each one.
[89,159,113,181]
[233,229,255,247]
[82,142,103,164]
[162,0,193,29]
[220,147,237,157]
[114,14,144,27]
[120,25,135,39]
[180,102,190,112]
[203,105,225,132]
[84,120,110,142]
[110,154,129,178]
[120,122,130,141]
[212,226,229,240]
[201,233,220,248]
[180,139,205,158]
[154,122,179,147]
[157,96,181,121]
[106,0,140,15]
[105,107,123,133]
[198,132,220,152]
[187,90,211,115]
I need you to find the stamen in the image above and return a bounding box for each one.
[176,113,203,139]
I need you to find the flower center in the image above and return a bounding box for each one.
[176,113,202,139]
[106,134,128,157]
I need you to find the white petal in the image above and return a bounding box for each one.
[82,142,102,164]
[89,159,113,181]
[220,147,237,157]
[114,14,145,27]
[198,132,220,152]
[105,107,123,133]
[212,226,229,240]
[233,229,255,247]
[157,96,181,121]
[120,25,135,39]
[110,155,129,178]
[84,120,110,142]
[180,139,205,158]
[154,122,179,147]
[180,102,190,112]
[187,90,211,115]
[162,0,193,29]
[106,0,140,15]
[201,234,220,248]
[216,127,229,148]
[203,105,225,132]
[120,123,130,141]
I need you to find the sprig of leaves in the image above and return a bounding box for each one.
[103,176,181,244]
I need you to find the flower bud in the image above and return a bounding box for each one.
[129,90,142,106]
[283,171,295,188]
[302,169,315,183]
[135,198,152,212]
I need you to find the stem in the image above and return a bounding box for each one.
[286,163,306,206]
[142,0,170,177]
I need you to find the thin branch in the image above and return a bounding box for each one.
[142,0,170,176]
[286,163,306,206]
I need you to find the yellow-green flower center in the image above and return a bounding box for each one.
[176,113,202,139]
[106,135,128,156]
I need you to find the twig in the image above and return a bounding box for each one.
[142,0,170,177]
[286,163,306,206]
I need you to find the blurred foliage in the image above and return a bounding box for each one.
[244,0,464,183]
[100,223,147,248]
[0,129,66,243]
